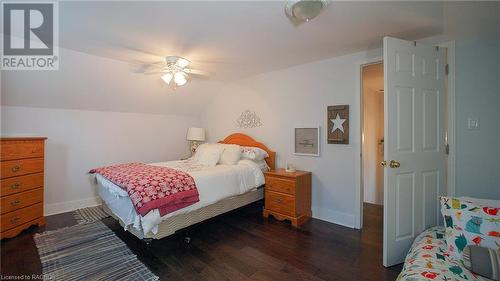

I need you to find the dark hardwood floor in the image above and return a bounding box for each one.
[1,202,402,281]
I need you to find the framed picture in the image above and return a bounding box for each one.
[294,127,320,156]
[327,105,349,144]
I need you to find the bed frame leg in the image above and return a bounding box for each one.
[182,230,191,244]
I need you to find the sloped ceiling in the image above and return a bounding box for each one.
[2,1,445,115]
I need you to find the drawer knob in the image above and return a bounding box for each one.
[10,217,20,224]
[10,183,20,189]
[11,165,21,172]
[276,198,283,204]
[10,199,21,206]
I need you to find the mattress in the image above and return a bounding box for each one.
[95,159,265,235]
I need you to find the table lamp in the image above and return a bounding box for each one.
[186,127,206,155]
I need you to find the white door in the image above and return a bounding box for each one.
[383,37,446,267]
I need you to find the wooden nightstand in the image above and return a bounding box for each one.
[263,169,311,227]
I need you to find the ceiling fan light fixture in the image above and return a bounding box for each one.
[285,0,327,22]
[176,57,190,68]
[161,72,173,84]
[174,71,188,86]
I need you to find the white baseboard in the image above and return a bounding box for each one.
[312,206,356,228]
[44,196,102,216]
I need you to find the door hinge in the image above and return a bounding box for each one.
[445,143,450,155]
[445,64,449,75]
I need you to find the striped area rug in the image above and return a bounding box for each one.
[34,221,158,281]
[73,205,110,224]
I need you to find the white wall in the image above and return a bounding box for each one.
[1,106,199,215]
[201,49,382,227]
[363,88,384,205]
[453,36,500,199]
[439,2,500,199]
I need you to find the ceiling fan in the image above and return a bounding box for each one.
[140,56,211,88]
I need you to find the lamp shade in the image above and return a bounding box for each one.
[186,127,206,141]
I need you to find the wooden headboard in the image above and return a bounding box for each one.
[219,133,276,170]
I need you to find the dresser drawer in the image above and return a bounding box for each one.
[0,158,44,179]
[265,191,295,216]
[1,173,44,197]
[1,202,43,232]
[1,188,43,214]
[1,141,44,161]
[266,176,296,195]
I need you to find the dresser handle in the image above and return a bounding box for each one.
[11,165,21,172]
[10,199,21,206]
[276,198,283,204]
[10,217,20,224]
[10,183,20,189]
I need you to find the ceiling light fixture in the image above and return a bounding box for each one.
[285,0,328,22]
[174,71,188,86]
[141,55,211,88]
[161,72,173,84]
[161,56,191,88]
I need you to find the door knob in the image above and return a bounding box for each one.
[389,160,400,168]
[380,160,387,167]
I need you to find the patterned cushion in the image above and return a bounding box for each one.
[397,226,488,281]
[440,196,500,261]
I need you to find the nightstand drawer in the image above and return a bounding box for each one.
[265,191,295,216]
[266,177,295,195]
[0,158,44,179]
[1,188,43,214]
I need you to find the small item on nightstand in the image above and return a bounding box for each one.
[285,163,296,173]
[263,168,312,227]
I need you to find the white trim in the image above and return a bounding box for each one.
[44,196,101,216]
[354,56,383,229]
[439,41,456,197]
[312,206,356,228]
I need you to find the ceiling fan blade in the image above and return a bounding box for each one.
[130,61,165,74]
[142,71,167,75]
[184,68,212,76]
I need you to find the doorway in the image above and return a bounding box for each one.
[355,38,454,266]
[361,62,384,229]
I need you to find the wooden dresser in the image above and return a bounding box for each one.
[263,169,312,227]
[1,137,47,239]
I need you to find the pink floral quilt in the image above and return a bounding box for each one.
[90,163,199,217]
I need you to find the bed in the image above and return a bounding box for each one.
[95,133,276,240]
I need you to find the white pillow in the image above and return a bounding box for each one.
[192,143,208,161]
[254,160,270,172]
[241,146,269,161]
[196,144,225,167]
[218,144,241,165]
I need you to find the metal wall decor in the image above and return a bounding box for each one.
[236,110,263,128]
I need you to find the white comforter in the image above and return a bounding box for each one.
[96,159,265,235]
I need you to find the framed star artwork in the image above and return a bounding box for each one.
[327,105,349,144]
